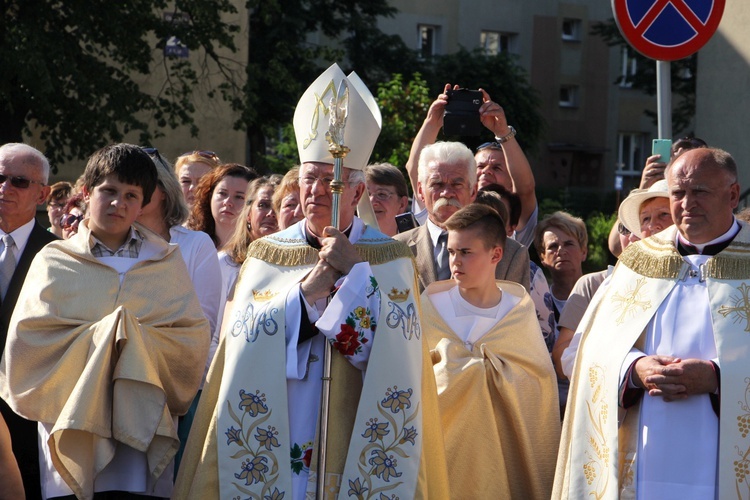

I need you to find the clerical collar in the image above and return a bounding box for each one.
[677,218,740,256]
[304,222,354,249]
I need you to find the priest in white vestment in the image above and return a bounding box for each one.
[174,64,448,500]
[554,148,750,499]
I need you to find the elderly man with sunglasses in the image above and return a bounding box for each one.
[0,142,57,500]
[405,84,538,247]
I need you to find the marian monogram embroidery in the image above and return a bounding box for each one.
[346,386,419,499]
[231,302,279,343]
[718,283,750,332]
[611,277,652,325]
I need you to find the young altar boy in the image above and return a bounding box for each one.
[0,143,209,499]
[420,203,560,499]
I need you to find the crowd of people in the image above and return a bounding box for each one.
[0,62,745,500]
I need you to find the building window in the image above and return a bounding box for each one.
[617,133,646,175]
[480,31,518,55]
[562,18,582,41]
[559,85,579,108]
[418,25,438,58]
[620,47,638,88]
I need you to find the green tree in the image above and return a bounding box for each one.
[240,0,419,172]
[1,0,240,171]
[590,19,697,135]
[372,73,431,168]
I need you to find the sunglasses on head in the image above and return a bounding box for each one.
[476,141,504,153]
[0,174,44,189]
[180,150,220,161]
[60,213,84,228]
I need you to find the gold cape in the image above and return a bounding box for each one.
[553,223,750,499]
[174,222,449,499]
[422,280,560,499]
[0,222,210,500]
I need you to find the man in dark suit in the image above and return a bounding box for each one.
[395,141,529,292]
[0,143,57,500]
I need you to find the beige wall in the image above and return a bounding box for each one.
[695,2,750,194]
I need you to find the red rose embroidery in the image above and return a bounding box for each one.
[333,324,360,356]
[302,447,313,468]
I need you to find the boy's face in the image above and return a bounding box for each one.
[447,226,503,289]
[83,174,144,249]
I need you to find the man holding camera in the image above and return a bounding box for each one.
[405,84,538,247]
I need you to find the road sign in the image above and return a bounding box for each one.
[613,0,725,61]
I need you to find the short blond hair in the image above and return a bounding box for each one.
[534,211,588,255]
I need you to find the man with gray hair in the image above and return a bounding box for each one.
[395,141,529,292]
[0,142,57,499]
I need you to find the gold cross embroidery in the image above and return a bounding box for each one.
[611,277,652,325]
[718,283,750,332]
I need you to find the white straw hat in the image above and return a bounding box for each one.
[618,179,669,235]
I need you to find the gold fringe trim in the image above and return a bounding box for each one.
[244,237,414,268]
[618,237,685,279]
[704,256,750,280]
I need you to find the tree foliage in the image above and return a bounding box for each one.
[590,19,697,135]
[0,0,241,171]
[371,73,431,168]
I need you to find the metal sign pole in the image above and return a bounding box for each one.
[656,60,672,139]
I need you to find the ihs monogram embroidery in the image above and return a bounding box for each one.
[718,283,750,332]
[611,277,652,325]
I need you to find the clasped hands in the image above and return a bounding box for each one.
[632,355,718,402]
[300,227,362,303]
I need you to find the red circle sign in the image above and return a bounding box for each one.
[613,0,725,61]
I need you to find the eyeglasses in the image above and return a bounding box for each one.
[476,141,504,153]
[47,202,66,209]
[141,146,171,171]
[180,150,220,161]
[60,213,84,228]
[369,190,396,202]
[299,176,352,189]
[0,174,45,189]
[617,222,631,236]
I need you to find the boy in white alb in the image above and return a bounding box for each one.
[0,144,209,500]
[421,203,560,499]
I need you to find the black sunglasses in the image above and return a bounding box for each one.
[0,174,45,189]
[60,213,84,228]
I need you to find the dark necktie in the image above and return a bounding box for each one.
[436,232,450,280]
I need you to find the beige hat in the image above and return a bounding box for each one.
[618,179,669,235]
[293,63,382,171]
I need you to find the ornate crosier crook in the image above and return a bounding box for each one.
[316,79,349,499]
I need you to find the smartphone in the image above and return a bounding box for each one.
[395,212,419,233]
[652,138,672,163]
[443,89,483,136]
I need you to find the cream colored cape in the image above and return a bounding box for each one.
[422,280,560,499]
[174,222,449,499]
[0,222,209,500]
[553,223,750,499]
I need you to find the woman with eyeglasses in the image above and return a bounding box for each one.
[45,181,73,238]
[187,163,258,250]
[60,193,86,240]
[364,163,409,237]
[174,150,222,208]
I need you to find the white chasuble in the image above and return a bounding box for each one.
[173,219,449,500]
[553,223,750,500]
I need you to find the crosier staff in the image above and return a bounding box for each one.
[316,79,349,499]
